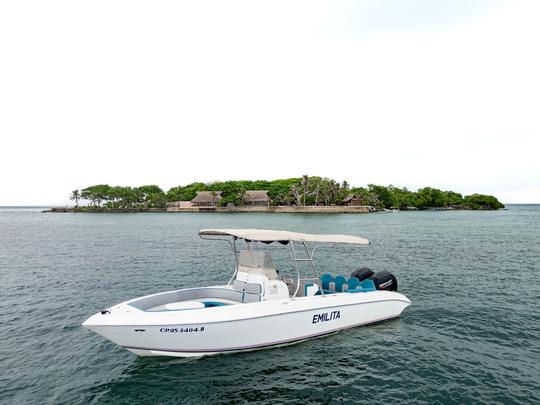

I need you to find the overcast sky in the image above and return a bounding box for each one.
[1,0,539,205]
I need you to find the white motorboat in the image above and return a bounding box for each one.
[83,229,411,357]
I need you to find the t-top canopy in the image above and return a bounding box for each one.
[199,228,370,245]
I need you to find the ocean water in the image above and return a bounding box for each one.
[1,206,539,404]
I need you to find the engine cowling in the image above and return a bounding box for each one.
[371,270,398,291]
[350,267,374,282]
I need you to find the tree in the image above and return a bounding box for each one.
[368,184,396,208]
[318,178,333,206]
[237,188,247,206]
[266,178,301,206]
[301,174,309,206]
[210,191,218,206]
[290,184,302,206]
[310,176,321,206]
[445,191,464,206]
[464,194,504,209]
[331,181,340,205]
[73,178,504,211]
[349,186,379,206]
[135,185,165,208]
[70,189,81,206]
[80,184,111,206]
[166,182,206,202]
[415,187,448,208]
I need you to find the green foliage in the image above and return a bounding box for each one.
[368,184,397,208]
[80,184,167,209]
[166,182,206,202]
[69,189,81,206]
[76,176,504,211]
[415,187,448,208]
[289,176,348,206]
[357,185,467,209]
[165,178,303,207]
[349,186,380,207]
[464,194,505,209]
[80,184,111,206]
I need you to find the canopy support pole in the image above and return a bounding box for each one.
[303,242,324,296]
[226,238,240,286]
[288,241,301,299]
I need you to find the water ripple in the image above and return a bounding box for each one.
[1,207,539,404]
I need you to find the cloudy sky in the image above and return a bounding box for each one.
[1,0,538,205]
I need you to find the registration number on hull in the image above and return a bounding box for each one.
[159,327,205,333]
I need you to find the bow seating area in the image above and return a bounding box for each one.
[320,274,376,293]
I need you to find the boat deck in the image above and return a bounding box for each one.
[147,298,239,311]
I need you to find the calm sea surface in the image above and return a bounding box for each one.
[1,206,539,404]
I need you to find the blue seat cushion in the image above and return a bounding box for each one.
[348,277,360,290]
[348,279,376,293]
[334,276,347,292]
[360,279,376,291]
[202,301,230,307]
[320,274,334,290]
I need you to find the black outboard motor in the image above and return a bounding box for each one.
[371,270,398,291]
[350,267,374,282]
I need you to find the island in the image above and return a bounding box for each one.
[48,175,505,213]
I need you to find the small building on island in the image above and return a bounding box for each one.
[342,194,363,206]
[191,191,222,207]
[243,190,272,206]
[166,201,193,209]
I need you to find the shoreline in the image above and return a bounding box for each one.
[43,205,495,214]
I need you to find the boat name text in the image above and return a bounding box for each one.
[312,310,341,324]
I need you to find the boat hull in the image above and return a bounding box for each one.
[84,292,410,357]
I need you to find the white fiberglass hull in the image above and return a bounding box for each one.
[83,290,410,357]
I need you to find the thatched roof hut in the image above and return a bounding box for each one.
[191,191,222,207]
[342,194,362,206]
[243,190,272,206]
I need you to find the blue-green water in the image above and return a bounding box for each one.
[1,207,539,404]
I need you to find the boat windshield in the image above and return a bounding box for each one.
[238,249,275,268]
[237,250,278,280]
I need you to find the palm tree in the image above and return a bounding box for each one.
[237,188,247,206]
[331,181,340,205]
[210,191,218,207]
[311,177,321,206]
[70,189,81,207]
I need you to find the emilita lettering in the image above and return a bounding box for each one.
[312,310,341,324]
